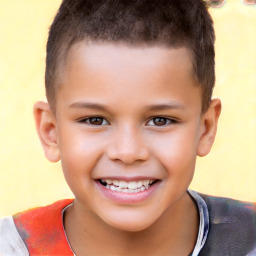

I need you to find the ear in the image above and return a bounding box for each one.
[33,101,60,162]
[197,98,222,157]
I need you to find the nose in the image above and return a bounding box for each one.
[107,125,149,165]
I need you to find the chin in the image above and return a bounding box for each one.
[101,210,158,232]
[109,220,154,232]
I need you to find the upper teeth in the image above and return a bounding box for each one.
[101,179,154,190]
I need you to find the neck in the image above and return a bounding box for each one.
[64,193,199,256]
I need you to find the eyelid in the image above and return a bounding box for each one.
[146,116,178,126]
[78,116,110,126]
[77,116,179,127]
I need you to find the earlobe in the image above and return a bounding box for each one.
[33,101,60,162]
[197,98,222,157]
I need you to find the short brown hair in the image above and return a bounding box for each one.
[46,0,215,112]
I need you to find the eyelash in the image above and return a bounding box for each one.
[78,117,110,126]
[146,117,178,126]
[78,116,178,127]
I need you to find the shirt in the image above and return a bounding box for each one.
[2,190,255,255]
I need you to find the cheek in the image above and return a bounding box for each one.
[151,126,198,176]
[57,125,106,180]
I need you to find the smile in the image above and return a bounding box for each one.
[96,177,161,204]
[99,179,156,193]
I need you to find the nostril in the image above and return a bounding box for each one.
[107,144,149,164]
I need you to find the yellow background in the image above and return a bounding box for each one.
[0,1,255,217]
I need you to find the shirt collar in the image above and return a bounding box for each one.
[188,189,210,256]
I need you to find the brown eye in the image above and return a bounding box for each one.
[146,117,175,127]
[80,117,109,126]
[153,117,168,126]
[89,117,104,125]
[146,116,178,127]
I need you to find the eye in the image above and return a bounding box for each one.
[79,117,110,126]
[146,117,176,126]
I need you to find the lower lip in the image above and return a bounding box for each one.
[96,181,160,204]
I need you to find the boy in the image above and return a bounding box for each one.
[1,0,256,255]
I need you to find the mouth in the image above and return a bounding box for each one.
[98,178,159,193]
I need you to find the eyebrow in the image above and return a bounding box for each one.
[69,102,108,111]
[69,101,185,111]
[145,102,186,111]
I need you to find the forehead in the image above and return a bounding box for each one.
[65,42,194,76]
[57,42,201,112]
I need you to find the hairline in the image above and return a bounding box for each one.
[48,39,207,114]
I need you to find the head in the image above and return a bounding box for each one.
[45,0,215,113]
[34,0,221,232]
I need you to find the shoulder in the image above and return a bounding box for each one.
[14,199,73,255]
[199,193,256,256]
[1,199,73,256]
[0,216,29,255]
[13,198,74,233]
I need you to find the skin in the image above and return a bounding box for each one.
[34,42,221,255]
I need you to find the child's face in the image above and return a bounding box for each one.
[36,42,220,231]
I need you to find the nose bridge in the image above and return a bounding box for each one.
[107,123,149,164]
